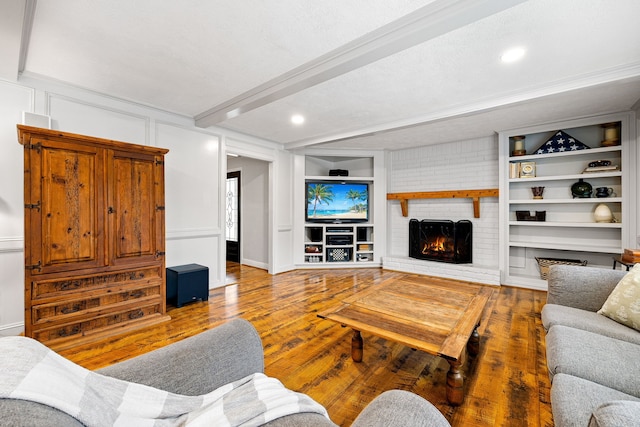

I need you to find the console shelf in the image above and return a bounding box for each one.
[304,224,375,264]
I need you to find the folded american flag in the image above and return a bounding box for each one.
[534,130,590,154]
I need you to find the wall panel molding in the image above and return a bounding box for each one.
[0,237,23,253]
[166,227,221,240]
[47,93,150,145]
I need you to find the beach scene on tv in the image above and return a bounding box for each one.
[306,182,368,220]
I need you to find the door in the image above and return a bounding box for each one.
[226,171,240,262]
[108,149,164,267]
[24,137,106,275]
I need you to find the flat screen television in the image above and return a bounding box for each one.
[305,181,369,223]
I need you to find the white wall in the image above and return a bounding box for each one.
[158,123,223,283]
[637,116,640,247]
[387,136,500,268]
[0,76,289,335]
[0,81,34,335]
[227,156,269,269]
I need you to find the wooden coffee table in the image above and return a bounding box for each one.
[318,275,493,405]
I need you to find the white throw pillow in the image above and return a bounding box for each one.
[598,264,640,331]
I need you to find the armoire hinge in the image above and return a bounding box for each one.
[25,201,41,211]
[27,142,42,152]
[155,159,164,166]
[156,205,165,211]
[26,261,41,271]
[155,251,166,257]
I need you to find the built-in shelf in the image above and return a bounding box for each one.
[509,144,621,161]
[305,175,372,182]
[499,111,635,290]
[508,241,622,253]
[509,221,622,228]
[509,171,622,183]
[510,197,622,204]
[299,151,383,268]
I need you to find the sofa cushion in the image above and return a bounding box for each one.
[546,325,640,397]
[98,318,265,395]
[598,264,640,332]
[0,399,84,427]
[589,400,640,427]
[547,265,625,312]
[550,374,640,427]
[541,304,640,345]
[351,390,450,427]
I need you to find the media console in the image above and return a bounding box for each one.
[304,224,374,264]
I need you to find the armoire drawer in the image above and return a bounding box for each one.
[32,302,164,343]
[31,281,163,325]
[30,266,163,300]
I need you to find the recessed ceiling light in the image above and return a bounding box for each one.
[501,47,526,63]
[291,114,305,125]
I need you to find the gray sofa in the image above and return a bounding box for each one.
[541,264,640,427]
[0,318,450,426]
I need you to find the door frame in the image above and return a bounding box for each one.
[225,170,241,263]
[222,142,275,280]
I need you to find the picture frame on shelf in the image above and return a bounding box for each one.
[519,161,536,178]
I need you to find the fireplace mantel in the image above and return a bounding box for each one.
[387,189,499,218]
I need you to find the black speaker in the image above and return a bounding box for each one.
[329,169,349,176]
[166,264,209,308]
[357,227,367,242]
[309,227,323,242]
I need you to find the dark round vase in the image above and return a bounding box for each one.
[571,179,592,198]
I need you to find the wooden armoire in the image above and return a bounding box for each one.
[17,125,170,349]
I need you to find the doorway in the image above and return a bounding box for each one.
[226,171,240,263]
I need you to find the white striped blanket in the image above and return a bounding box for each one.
[0,336,329,426]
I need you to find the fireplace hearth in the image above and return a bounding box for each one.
[409,219,472,264]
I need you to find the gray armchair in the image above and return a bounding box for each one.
[0,318,450,426]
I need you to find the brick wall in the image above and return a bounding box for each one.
[385,136,500,283]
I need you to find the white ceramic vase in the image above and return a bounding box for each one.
[594,203,613,223]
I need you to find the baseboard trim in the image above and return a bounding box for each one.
[0,322,24,336]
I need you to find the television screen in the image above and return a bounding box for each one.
[306,181,369,223]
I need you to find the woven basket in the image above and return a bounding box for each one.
[535,257,588,280]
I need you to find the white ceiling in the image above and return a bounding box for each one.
[3,0,640,151]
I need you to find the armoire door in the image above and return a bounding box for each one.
[24,137,106,275]
[108,149,164,267]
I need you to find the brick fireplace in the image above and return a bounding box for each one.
[384,137,501,286]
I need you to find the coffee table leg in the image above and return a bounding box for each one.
[467,325,480,357]
[352,329,363,362]
[446,359,464,406]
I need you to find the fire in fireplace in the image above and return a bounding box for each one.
[409,219,472,264]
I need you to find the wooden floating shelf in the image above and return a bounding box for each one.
[387,189,499,218]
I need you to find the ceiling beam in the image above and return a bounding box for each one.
[0,0,32,81]
[18,0,38,74]
[194,0,526,129]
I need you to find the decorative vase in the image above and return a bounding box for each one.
[531,186,545,199]
[571,179,592,198]
[595,187,615,198]
[594,204,613,223]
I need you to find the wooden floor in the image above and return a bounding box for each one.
[60,263,553,427]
